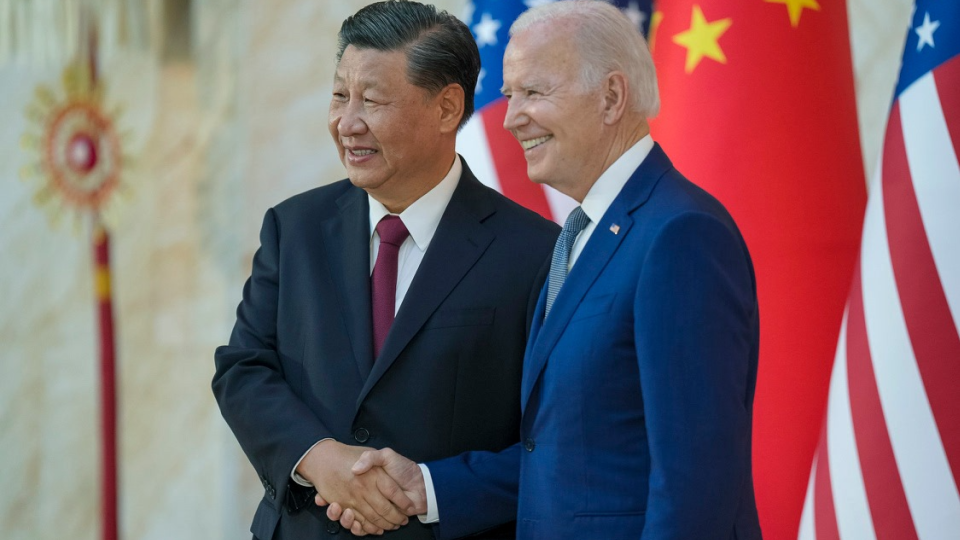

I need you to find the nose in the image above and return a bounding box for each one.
[503,96,527,132]
[334,100,367,138]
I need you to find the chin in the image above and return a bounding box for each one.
[525,168,552,186]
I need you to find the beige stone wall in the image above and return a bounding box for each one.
[0,0,913,538]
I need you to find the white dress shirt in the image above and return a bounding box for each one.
[418,135,654,523]
[291,155,462,486]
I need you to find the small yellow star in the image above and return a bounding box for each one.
[672,5,732,74]
[765,0,820,28]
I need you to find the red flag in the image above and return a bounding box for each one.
[650,2,867,539]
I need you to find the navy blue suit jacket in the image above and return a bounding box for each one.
[213,161,559,540]
[428,145,763,540]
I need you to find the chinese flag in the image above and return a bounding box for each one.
[650,2,867,539]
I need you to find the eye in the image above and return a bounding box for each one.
[332,91,347,101]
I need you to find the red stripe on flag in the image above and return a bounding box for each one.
[846,263,919,540]
[933,56,960,158]
[479,99,554,220]
[882,104,960,488]
[813,429,841,540]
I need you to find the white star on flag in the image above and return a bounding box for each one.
[473,13,502,48]
[622,1,647,31]
[524,0,556,8]
[476,68,486,93]
[915,12,940,51]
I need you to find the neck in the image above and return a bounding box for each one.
[370,147,456,214]
[566,118,649,202]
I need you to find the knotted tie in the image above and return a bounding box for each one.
[371,215,410,358]
[545,206,590,318]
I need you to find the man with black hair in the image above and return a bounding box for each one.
[212,2,558,539]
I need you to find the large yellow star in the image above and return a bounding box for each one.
[672,5,732,74]
[765,0,820,27]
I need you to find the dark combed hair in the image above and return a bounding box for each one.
[337,0,480,129]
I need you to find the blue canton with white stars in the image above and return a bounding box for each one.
[895,1,960,98]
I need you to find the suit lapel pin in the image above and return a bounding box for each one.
[609,224,620,235]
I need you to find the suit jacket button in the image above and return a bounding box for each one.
[354,428,370,443]
[524,438,536,452]
[326,521,341,534]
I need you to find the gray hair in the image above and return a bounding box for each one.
[511,0,659,118]
[337,0,481,129]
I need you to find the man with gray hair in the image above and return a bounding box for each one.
[212,1,558,539]
[330,1,763,538]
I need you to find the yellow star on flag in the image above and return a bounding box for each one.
[765,0,820,27]
[672,5,732,74]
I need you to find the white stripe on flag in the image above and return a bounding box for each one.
[543,185,578,225]
[457,116,501,192]
[899,73,960,335]
[826,310,877,540]
[798,452,818,540]
[861,169,960,540]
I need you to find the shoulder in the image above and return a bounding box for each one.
[459,176,559,239]
[645,167,739,235]
[486,187,561,239]
[272,178,356,217]
[253,179,362,242]
[459,157,560,240]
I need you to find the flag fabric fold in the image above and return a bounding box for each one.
[799,2,960,538]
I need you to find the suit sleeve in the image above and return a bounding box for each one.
[425,443,522,540]
[212,208,334,507]
[635,212,758,539]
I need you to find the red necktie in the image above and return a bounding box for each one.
[371,215,410,359]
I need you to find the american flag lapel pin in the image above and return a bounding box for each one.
[609,224,620,235]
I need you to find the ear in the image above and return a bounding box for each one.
[601,71,629,125]
[437,84,465,134]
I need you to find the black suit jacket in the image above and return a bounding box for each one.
[213,160,559,540]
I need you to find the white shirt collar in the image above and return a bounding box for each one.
[579,135,654,225]
[368,154,462,251]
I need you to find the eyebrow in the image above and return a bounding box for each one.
[333,72,384,90]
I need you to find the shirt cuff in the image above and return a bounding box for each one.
[417,463,440,523]
[290,439,332,487]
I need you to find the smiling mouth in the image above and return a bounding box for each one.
[347,148,377,156]
[520,135,552,150]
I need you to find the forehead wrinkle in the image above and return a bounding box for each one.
[333,68,391,91]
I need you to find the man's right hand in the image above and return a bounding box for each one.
[296,440,416,535]
[325,447,428,536]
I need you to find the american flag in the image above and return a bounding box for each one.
[798,2,960,539]
[456,0,653,224]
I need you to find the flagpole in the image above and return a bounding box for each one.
[93,221,119,540]
[83,6,119,539]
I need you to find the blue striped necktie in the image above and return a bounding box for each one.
[545,206,590,318]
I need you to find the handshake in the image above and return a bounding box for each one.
[297,440,427,536]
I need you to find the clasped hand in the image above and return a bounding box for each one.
[304,442,426,536]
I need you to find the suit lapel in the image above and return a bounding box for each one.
[320,186,376,379]
[520,283,548,413]
[356,164,496,407]
[520,144,673,410]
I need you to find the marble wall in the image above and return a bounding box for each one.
[0,0,912,538]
